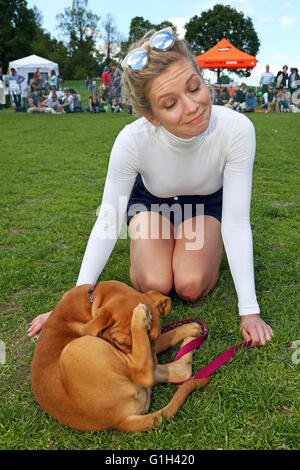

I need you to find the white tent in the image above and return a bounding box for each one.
[8,54,59,91]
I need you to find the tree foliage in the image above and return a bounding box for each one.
[185,4,260,58]
[0,3,181,79]
[0,0,39,69]
[0,0,67,73]
[120,16,178,60]
[56,0,99,47]
[101,14,121,61]
[55,0,101,78]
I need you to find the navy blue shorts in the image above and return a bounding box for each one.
[127,174,222,227]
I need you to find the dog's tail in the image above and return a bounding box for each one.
[117,378,210,433]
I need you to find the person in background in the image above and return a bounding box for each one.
[244,89,256,112]
[86,85,100,112]
[219,87,229,106]
[276,65,289,89]
[69,88,82,112]
[0,67,5,109]
[266,85,278,112]
[8,67,25,108]
[48,85,64,101]
[49,69,57,89]
[234,83,247,112]
[41,92,62,113]
[61,89,74,113]
[27,86,52,113]
[33,68,42,85]
[256,87,263,106]
[260,65,274,94]
[39,88,48,102]
[277,87,290,112]
[85,76,91,89]
[110,64,122,91]
[102,66,112,92]
[288,67,300,97]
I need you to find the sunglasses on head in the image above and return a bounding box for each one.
[121,27,175,71]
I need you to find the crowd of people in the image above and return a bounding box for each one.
[0,64,128,114]
[1,62,299,115]
[84,64,127,114]
[212,64,300,114]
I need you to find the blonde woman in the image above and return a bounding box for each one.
[28,28,273,347]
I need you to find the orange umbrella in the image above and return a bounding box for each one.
[195,38,256,70]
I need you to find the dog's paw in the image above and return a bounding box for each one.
[184,322,203,338]
[133,303,152,331]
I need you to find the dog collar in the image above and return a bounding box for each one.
[88,284,97,305]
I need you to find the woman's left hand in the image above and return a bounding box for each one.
[239,314,274,346]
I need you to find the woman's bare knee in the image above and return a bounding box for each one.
[174,271,219,302]
[131,267,173,295]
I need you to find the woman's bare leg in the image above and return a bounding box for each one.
[28,216,222,338]
[129,211,175,294]
[173,215,223,301]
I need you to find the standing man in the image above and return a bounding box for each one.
[101,66,112,90]
[260,65,274,94]
[8,67,25,108]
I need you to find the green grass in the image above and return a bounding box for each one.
[0,110,299,450]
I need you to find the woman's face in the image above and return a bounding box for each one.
[145,59,211,139]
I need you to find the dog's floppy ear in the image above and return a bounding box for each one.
[146,291,171,316]
[81,307,113,337]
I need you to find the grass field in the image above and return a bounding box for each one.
[0,109,299,451]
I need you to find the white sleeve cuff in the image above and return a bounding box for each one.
[239,305,261,316]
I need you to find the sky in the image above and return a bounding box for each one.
[26,0,300,85]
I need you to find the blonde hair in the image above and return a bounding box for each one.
[121,29,202,115]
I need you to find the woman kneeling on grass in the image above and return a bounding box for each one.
[28,28,273,346]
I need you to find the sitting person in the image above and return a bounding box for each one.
[277,87,290,112]
[219,87,230,106]
[39,88,48,102]
[26,87,48,113]
[48,85,64,102]
[110,97,124,113]
[234,83,247,112]
[266,85,279,112]
[69,88,82,112]
[41,92,62,113]
[244,89,257,112]
[86,86,105,112]
[256,87,263,106]
[61,89,74,113]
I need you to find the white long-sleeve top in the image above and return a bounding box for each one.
[77,105,260,316]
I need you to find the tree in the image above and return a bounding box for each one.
[0,0,40,70]
[119,17,178,61]
[56,0,99,47]
[101,14,121,61]
[185,4,260,80]
[56,0,100,77]
[128,16,154,44]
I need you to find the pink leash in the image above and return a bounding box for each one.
[161,319,252,386]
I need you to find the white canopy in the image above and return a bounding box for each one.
[8,54,59,91]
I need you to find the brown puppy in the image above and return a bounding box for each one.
[31,281,210,432]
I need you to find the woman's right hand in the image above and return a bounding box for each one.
[27,311,52,338]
